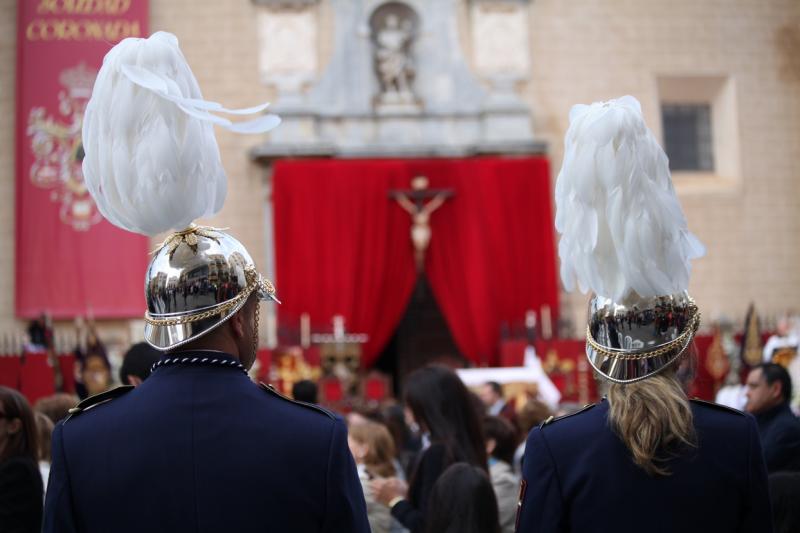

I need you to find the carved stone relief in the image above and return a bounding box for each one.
[256,8,318,107]
[471,2,530,77]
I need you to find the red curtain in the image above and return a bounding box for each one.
[272,157,558,367]
[272,160,418,367]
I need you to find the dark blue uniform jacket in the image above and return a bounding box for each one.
[43,351,369,533]
[517,399,772,533]
[755,402,800,473]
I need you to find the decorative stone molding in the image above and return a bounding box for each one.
[252,0,543,159]
[471,2,530,77]
[256,7,318,108]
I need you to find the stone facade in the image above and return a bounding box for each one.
[1,0,798,346]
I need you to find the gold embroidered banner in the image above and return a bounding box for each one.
[16,0,149,318]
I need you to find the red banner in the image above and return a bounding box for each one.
[16,0,149,319]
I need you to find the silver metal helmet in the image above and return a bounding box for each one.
[585,291,700,383]
[144,225,278,351]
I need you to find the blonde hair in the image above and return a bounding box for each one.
[35,411,54,462]
[348,422,397,478]
[607,370,696,476]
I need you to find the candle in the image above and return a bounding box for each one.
[300,313,310,349]
[333,315,345,341]
[541,305,553,340]
[525,310,537,330]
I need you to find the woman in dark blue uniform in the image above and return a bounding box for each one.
[516,96,772,533]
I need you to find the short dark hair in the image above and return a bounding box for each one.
[292,380,318,404]
[758,363,793,403]
[483,415,519,465]
[119,342,162,385]
[486,381,503,397]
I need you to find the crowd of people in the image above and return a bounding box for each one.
[0,340,163,532]
[4,346,800,532]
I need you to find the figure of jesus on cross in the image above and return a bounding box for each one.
[389,176,454,272]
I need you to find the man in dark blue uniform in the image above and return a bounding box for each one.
[517,96,772,533]
[44,291,369,532]
[43,32,369,533]
[745,363,800,473]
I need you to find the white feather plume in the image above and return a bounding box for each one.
[82,31,281,236]
[555,95,705,303]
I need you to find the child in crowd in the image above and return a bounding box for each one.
[349,421,399,533]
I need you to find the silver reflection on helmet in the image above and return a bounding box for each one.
[143,225,278,351]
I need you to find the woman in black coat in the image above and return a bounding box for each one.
[372,365,487,533]
[0,386,43,533]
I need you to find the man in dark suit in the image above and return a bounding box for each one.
[479,381,517,428]
[746,363,800,473]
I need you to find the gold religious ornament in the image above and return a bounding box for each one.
[27,62,102,231]
[742,304,763,367]
[705,327,730,382]
[543,349,560,374]
[276,347,321,396]
[543,347,578,396]
[543,349,574,374]
[389,176,454,272]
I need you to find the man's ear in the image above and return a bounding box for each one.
[229,308,247,340]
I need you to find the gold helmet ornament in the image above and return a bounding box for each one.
[554,96,705,383]
[81,32,281,354]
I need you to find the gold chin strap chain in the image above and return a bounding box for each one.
[251,296,260,368]
[585,299,701,361]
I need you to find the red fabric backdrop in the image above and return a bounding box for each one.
[273,157,559,367]
[15,1,149,319]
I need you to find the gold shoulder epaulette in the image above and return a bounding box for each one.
[259,383,335,419]
[690,398,745,416]
[539,403,596,429]
[64,385,135,423]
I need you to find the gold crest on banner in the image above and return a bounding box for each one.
[27,63,101,231]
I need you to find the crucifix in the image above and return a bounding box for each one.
[389,176,455,272]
